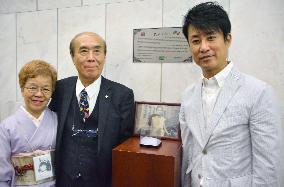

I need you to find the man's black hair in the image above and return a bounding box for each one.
[182,1,231,42]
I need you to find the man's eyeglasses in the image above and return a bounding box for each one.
[24,86,51,95]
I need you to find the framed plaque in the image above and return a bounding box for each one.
[133,101,181,140]
[133,27,192,63]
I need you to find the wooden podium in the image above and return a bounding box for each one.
[112,137,181,187]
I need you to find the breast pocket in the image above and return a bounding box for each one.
[223,104,249,126]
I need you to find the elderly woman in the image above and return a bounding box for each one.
[0,60,57,187]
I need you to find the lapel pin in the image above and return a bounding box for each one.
[105,95,109,98]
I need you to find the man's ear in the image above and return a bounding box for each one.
[226,33,232,46]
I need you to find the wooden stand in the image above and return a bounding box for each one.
[112,137,181,187]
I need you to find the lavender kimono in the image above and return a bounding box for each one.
[0,107,57,187]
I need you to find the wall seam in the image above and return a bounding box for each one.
[15,13,18,102]
[229,0,231,16]
[104,3,107,77]
[160,0,164,102]
[36,0,39,11]
[56,8,59,72]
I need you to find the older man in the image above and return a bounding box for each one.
[49,32,135,187]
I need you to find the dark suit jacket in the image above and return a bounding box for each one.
[49,76,135,187]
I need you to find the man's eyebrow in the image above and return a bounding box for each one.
[78,45,103,50]
[189,34,200,40]
[205,30,216,35]
[78,46,88,50]
[92,45,102,50]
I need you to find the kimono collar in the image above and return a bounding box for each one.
[21,106,45,127]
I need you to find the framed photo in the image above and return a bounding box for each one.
[134,101,181,140]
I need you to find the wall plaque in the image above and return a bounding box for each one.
[133,27,192,63]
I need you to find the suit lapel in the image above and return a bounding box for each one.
[191,79,206,148]
[57,77,77,147]
[97,77,112,153]
[203,68,243,146]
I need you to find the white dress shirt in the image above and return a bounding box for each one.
[76,76,101,116]
[202,62,233,125]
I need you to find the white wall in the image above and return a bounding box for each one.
[1,0,284,183]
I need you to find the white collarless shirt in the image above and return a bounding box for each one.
[76,76,102,116]
[202,62,233,125]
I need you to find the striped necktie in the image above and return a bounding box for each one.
[79,89,89,120]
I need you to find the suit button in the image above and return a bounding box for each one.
[75,172,81,179]
[198,174,202,179]
[202,149,207,154]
